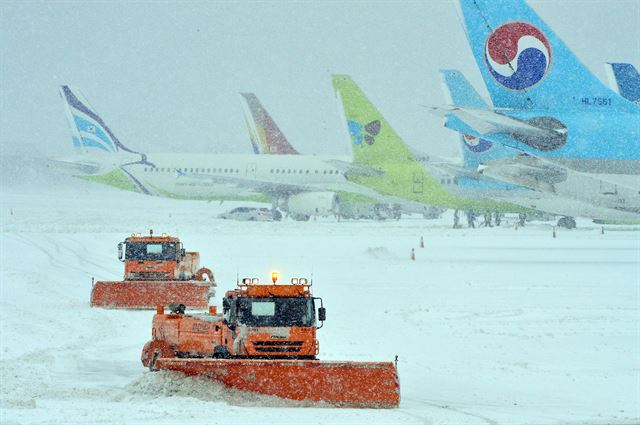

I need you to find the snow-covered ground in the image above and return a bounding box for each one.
[1,177,639,424]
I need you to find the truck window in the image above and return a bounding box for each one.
[146,244,163,254]
[237,297,315,327]
[125,242,178,261]
[251,301,275,316]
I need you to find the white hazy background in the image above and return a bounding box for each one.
[1,0,639,159]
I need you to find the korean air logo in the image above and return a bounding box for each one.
[485,22,551,90]
[348,120,381,146]
[86,125,97,133]
[462,134,492,152]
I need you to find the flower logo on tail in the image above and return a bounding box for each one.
[348,120,381,145]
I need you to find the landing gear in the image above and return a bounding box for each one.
[557,216,576,229]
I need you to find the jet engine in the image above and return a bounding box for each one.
[285,192,339,220]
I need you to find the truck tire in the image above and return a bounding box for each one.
[148,351,161,372]
[213,346,231,359]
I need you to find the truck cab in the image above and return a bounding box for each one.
[219,278,325,359]
[118,232,199,281]
[142,274,326,365]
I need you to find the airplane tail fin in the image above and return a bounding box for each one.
[606,63,640,104]
[440,69,515,169]
[332,75,419,167]
[458,0,636,112]
[239,93,298,154]
[59,86,138,155]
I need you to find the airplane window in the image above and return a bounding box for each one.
[224,169,228,173]
[323,170,327,174]
[207,168,211,173]
[144,168,147,172]
[299,170,302,174]
[315,170,318,174]
[306,170,309,174]
[288,170,291,174]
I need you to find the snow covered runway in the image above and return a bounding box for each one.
[1,185,638,424]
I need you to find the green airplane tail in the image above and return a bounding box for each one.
[332,74,523,213]
[333,74,415,167]
[332,74,459,207]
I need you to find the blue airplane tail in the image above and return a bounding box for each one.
[607,63,640,104]
[458,0,636,112]
[440,69,515,169]
[440,69,527,191]
[59,86,136,154]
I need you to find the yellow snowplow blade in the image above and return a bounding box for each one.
[155,358,400,408]
[90,280,213,309]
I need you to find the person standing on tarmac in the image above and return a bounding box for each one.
[466,210,476,228]
[483,212,493,227]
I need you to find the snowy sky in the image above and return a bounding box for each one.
[1,0,639,159]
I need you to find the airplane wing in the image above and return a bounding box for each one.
[481,155,640,212]
[479,156,567,194]
[430,106,567,141]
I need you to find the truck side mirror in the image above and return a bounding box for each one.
[318,307,326,322]
[180,248,186,259]
[117,242,124,262]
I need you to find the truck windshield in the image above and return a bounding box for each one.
[125,242,178,261]
[237,297,315,327]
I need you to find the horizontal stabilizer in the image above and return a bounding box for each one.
[46,158,101,175]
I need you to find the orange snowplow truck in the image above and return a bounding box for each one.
[141,273,400,408]
[90,231,215,309]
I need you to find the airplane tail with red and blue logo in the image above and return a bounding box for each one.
[458,0,636,112]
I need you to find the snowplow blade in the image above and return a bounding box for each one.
[90,280,214,309]
[155,358,400,408]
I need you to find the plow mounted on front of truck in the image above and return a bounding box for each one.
[141,273,400,408]
[91,231,215,309]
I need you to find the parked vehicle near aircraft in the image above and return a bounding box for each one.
[217,207,281,221]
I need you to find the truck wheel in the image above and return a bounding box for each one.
[213,346,231,359]
[149,351,161,372]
